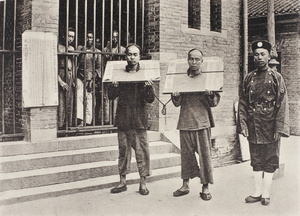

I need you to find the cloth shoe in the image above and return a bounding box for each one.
[245,195,262,203]
[139,187,149,195]
[110,185,127,193]
[261,197,270,206]
[200,192,212,201]
[173,189,189,197]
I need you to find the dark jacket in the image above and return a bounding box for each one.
[77,46,102,80]
[172,92,220,130]
[238,67,289,144]
[108,82,155,130]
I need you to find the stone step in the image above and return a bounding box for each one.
[0,166,181,206]
[0,153,181,192]
[0,141,176,173]
[0,131,161,156]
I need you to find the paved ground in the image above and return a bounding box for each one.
[1,136,299,216]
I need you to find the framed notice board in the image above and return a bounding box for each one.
[22,31,58,107]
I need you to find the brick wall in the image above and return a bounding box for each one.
[144,0,160,131]
[23,107,57,142]
[280,33,300,135]
[146,82,160,131]
[158,0,242,162]
[16,0,32,135]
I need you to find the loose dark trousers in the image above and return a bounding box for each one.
[118,129,150,177]
[180,128,214,184]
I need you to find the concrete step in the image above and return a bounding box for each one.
[0,131,161,156]
[0,153,181,192]
[0,165,181,206]
[0,141,175,173]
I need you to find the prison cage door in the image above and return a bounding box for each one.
[58,0,145,136]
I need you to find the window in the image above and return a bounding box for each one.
[188,0,201,30]
[210,0,221,32]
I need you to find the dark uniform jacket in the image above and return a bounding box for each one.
[108,83,155,130]
[238,67,289,144]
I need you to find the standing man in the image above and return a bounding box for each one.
[172,49,220,200]
[238,41,289,206]
[77,32,102,126]
[58,28,76,129]
[108,44,154,196]
[103,30,126,60]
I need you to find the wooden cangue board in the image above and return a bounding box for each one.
[163,57,224,94]
[102,60,160,82]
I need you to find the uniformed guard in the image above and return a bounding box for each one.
[238,41,289,206]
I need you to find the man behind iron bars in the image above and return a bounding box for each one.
[58,28,76,128]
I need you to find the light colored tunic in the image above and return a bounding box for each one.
[76,78,93,124]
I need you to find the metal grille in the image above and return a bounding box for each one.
[0,0,23,141]
[58,0,145,136]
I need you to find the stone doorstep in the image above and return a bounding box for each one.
[0,141,174,173]
[0,166,181,206]
[0,153,181,192]
[0,131,161,157]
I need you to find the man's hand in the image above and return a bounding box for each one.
[241,129,249,137]
[205,89,213,96]
[112,81,119,87]
[60,81,70,91]
[73,82,78,90]
[274,133,281,141]
[205,89,215,98]
[86,81,93,93]
[172,92,180,97]
[145,80,153,86]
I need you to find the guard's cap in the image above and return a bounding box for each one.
[251,41,272,53]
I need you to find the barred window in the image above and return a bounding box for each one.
[188,0,201,30]
[210,0,221,32]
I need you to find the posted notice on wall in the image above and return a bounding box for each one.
[22,31,58,107]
